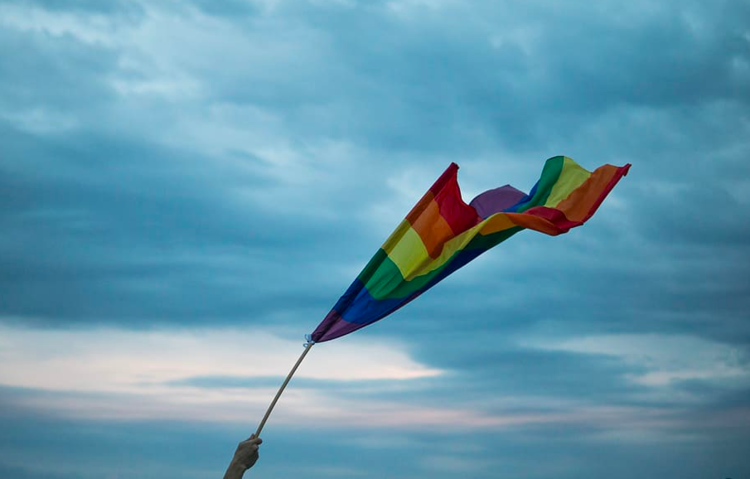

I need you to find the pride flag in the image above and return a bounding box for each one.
[311,156,630,343]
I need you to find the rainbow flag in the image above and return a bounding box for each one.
[311,156,630,343]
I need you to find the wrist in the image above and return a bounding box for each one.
[224,460,247,479]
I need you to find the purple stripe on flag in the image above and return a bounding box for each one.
[310,310,356,343]
[469,185,527,219]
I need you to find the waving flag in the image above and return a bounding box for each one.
[311,156,630,343]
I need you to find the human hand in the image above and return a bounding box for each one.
[224,435,262,479]
[233,435,262,469]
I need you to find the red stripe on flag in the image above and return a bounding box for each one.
[434,168,481,235]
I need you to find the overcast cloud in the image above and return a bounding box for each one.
[1,0,749,477]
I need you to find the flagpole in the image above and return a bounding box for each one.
[255,341,314,437]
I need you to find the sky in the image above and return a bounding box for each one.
[1,0,749,477]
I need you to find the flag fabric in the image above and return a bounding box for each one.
[310,156,630,343]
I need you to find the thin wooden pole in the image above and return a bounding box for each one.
[254,342,314,437]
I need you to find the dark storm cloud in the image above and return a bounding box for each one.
[0,123,362,324]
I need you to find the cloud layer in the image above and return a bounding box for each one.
[1,0,749,477]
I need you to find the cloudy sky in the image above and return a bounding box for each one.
[1,0,749,477]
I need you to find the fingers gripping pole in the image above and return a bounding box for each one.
[255,341,314,437]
